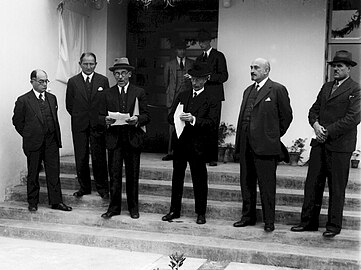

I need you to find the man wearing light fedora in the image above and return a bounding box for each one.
[162,39,194,161]
[162,62,218,225]
[291,50,360,238]
[99,57,150,219]
[66,52,110,199]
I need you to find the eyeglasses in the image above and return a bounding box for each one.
[114,71,130,77]
[33,79,50,84]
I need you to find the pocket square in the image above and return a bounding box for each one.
[98,87,104,91]
[265,97,271,102]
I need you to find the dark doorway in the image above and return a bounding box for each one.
[127,0,219,153]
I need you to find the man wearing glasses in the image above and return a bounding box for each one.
[99,57,150,219]
[66,52,110,199]
[13,69,72,212]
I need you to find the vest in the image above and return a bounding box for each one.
[241,86,259,126]
[38,98,55,134]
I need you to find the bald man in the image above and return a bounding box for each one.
[233,58,293,232]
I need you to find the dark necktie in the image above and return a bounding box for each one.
[193,92,197,98]
[39,92,45,103]
[202,52,207,62]
[179,58,184,70]
[86,76,92,99]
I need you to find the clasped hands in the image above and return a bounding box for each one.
[313,121,328,143]
[179,112,195,123]
[105,115,138,126]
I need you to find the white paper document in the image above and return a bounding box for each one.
[108,111,130,126]
[174,103,185,138]
[133,97,146,133]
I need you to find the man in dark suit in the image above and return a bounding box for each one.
[99,58,150,219]
[66,52,110,199]
[162,40,194,161]
[233,58,293,232]
[13,69,72,212]
[196,29,228,166]
[162,62,218,225]
[291,50,360,238]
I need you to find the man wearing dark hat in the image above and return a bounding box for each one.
[196,29,228,166]
[99,57,150,219]
[291,50,360,238]
[233,58,293,233]
[162,40,194,161]
[66,52,110,199]
[161,62,218,225]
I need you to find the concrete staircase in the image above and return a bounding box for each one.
[0,153,360,270]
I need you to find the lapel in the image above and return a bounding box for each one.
[185,90,207,113]
[27,90,43,124]
[74,73,89,101]
[90,73,98,100]
[109,85,121,112]
[240,85,254,116]
[254,79,272,107]
[126,84,137,114]
[328,78,352,101]
[185,58,193,71]
[170,59,178,78]
[46,93,58,123]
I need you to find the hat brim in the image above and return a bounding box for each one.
[109,64,135,72]
[188,70,212,77]
[328,60,357,67]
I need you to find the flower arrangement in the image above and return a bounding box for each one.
[218,122,236,147]
[352,150,360,160]
[287,138,307,154]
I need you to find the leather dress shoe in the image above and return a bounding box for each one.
[51,203,72,211]
[162,212,180,221]
[290,225,318,232]
[100,193,110,199]
[28,205,38,212]
[130,212,140,219]
[264,223,275,232]
[101,211,120,219]
[196,214,206,224]
[73,190,90,197]
[208,161,217,166]
[323,230,339,238]
[233,220,256,227]
[162,154,173,161]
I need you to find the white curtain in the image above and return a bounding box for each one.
[56,8,87,84]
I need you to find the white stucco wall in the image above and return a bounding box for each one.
[218,0,329,154]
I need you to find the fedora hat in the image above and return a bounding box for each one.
[188,62,212,77]
[328,50,357,67]
[109,57,135,72]
[197,29,213,42]
[173,40,189,50]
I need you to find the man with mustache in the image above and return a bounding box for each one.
[291,50,360,238]
[233,58,293,232]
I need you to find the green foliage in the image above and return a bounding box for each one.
[288,138,307,154]
[169,252,186,270]
[218,122,236,146]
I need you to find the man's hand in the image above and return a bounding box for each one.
[179,112,195,123]
[313,121,328,143]
[126,115,139,126]
[105,116,116,126]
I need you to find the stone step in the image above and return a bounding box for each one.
[0,206,358,270]
[58,160,361,193]
[41,173,361,211]
[6,186,361,230]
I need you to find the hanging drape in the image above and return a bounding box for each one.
[56,8,87,84]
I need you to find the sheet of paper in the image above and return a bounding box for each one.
[108,111,130,126]
[174,103,185,138]
[133,97,146,133]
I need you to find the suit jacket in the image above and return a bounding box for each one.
[12,90,62,153]
[196,48,228,101]
[163,57,194,108]
[168,87,218,157]
[308,77,361,152]
[66,72,110,133]
[99,84,151,150]
[235,79,293,157]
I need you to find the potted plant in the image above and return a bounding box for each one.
[351,150,360,168]
[218,122,236,162]
[287,138,307,166]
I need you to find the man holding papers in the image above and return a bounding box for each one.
[99,58,150,219]
[162,62,218,225]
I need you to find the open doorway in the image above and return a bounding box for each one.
[126,0,219,152]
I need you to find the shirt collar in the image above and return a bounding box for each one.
[118,82,129,94]
[193,87,205,96]
[177,56,184,64]
[336,76,349,86]
[256,77,269,89]
[33,89,44,99]
[82,72,94,82]
[204,47,212,56]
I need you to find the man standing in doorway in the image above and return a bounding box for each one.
[66,52,110,199]
[13,69,72,212]
[233,58,292,232]
[162,40,194,161]
[291,50,360,238]
[196,29,228,166]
